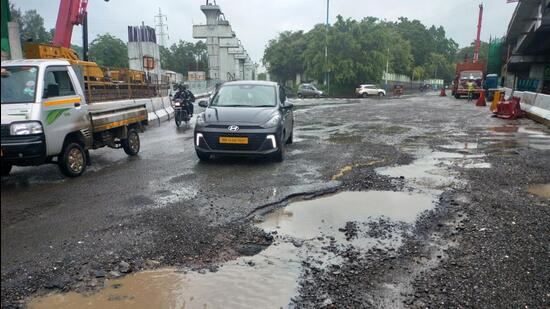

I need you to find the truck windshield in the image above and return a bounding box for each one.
[1,66,38,104]
[460,71,483,80]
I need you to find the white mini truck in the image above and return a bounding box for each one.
[1,59,148,177]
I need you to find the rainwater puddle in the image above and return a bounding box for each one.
[526,183,550,199]
[29,191,435,309]
[485,125,550,151]
[377,148,489,192]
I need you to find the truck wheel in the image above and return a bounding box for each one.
[122,129,140,156]
[1,163,12,176]
[59,142,86,177]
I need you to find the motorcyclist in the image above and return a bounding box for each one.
[173,83,195,117]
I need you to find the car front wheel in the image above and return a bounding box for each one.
[1,163,12,176]
[196,150,210,161]
[273,135,285,162]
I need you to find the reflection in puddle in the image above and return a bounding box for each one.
[527,184,550,199]
[29,191,435,309]
[485,125,550,151]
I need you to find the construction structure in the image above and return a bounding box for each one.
[128,24,162,84]
[503,0,550,94]
[192,0,255,81]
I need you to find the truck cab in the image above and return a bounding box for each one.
[1,59,147,177]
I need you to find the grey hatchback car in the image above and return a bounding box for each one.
[194,81,294,161]
[297,83,324,98]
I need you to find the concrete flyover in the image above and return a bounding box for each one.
[192,1,256,82]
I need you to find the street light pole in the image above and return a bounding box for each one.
[385,47,389,91]
[325,0,329,95]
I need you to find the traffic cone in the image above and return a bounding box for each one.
[439,87,447,97]
[476,91,486,106]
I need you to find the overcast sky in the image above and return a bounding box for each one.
[14,0,517,63]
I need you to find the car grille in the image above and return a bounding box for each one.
[206,124,263,130]
[1,125,9,138]
[203,132,266,151]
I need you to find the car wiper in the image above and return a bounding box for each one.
[219,104,250,107]
[253,105,276,107]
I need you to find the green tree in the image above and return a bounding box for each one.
[263,13,461,91]
[10,5,51,43]
[88,34,128,68]
[257,72,267,81]
[263,30,307,83]
[160,40,208,76]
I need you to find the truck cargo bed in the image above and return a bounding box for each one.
[89,100,148,132]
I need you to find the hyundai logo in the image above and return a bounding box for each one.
[228,125,240,132]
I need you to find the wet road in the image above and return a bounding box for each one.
[2,93,550,308]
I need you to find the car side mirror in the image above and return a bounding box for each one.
[284,102,293,109]
[198,100,208,108]
[44,83,59,98]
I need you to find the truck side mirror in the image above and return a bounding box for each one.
[44,83,60,98]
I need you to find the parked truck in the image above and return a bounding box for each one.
[1,59,148,177]
[451,61,486,99]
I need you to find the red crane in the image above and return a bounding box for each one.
[52,0,88,48]
[473,3,483,63]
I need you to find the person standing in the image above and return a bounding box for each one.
[467,80,475,102]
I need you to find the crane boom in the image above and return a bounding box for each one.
[52,0,88,48]
[473,3,483,63]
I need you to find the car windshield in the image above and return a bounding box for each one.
[211,84,277,107]
[1,66,38,104]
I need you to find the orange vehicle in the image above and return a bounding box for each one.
[452,61,486,99]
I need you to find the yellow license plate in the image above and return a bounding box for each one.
[219,136,249,144]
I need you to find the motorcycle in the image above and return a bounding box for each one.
[173,99,191,127]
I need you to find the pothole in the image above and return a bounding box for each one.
[526,183,550,199]
[28,191,435,309]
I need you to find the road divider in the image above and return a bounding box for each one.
[161,96,174,120]
[152,97,169,123]
[512,91,550,126]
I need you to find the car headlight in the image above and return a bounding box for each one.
[196,114,206,127]
[10,121,43,135]
[261,115,281,129]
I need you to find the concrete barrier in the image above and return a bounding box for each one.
[152,97,169,122]
[534,93,550,110]
[161,96,174,119]
[136,98,159,126]
[516,91,550,126]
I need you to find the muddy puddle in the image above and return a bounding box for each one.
[526,183,550,199]
[29,191,435,309]
[377,147,489,191]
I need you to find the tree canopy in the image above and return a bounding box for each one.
[263,15,468,90]
[88,34,128,68]
[159,40,208,76]
[10,5,51,44]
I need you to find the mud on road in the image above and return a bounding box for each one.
[2,93,549,308]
